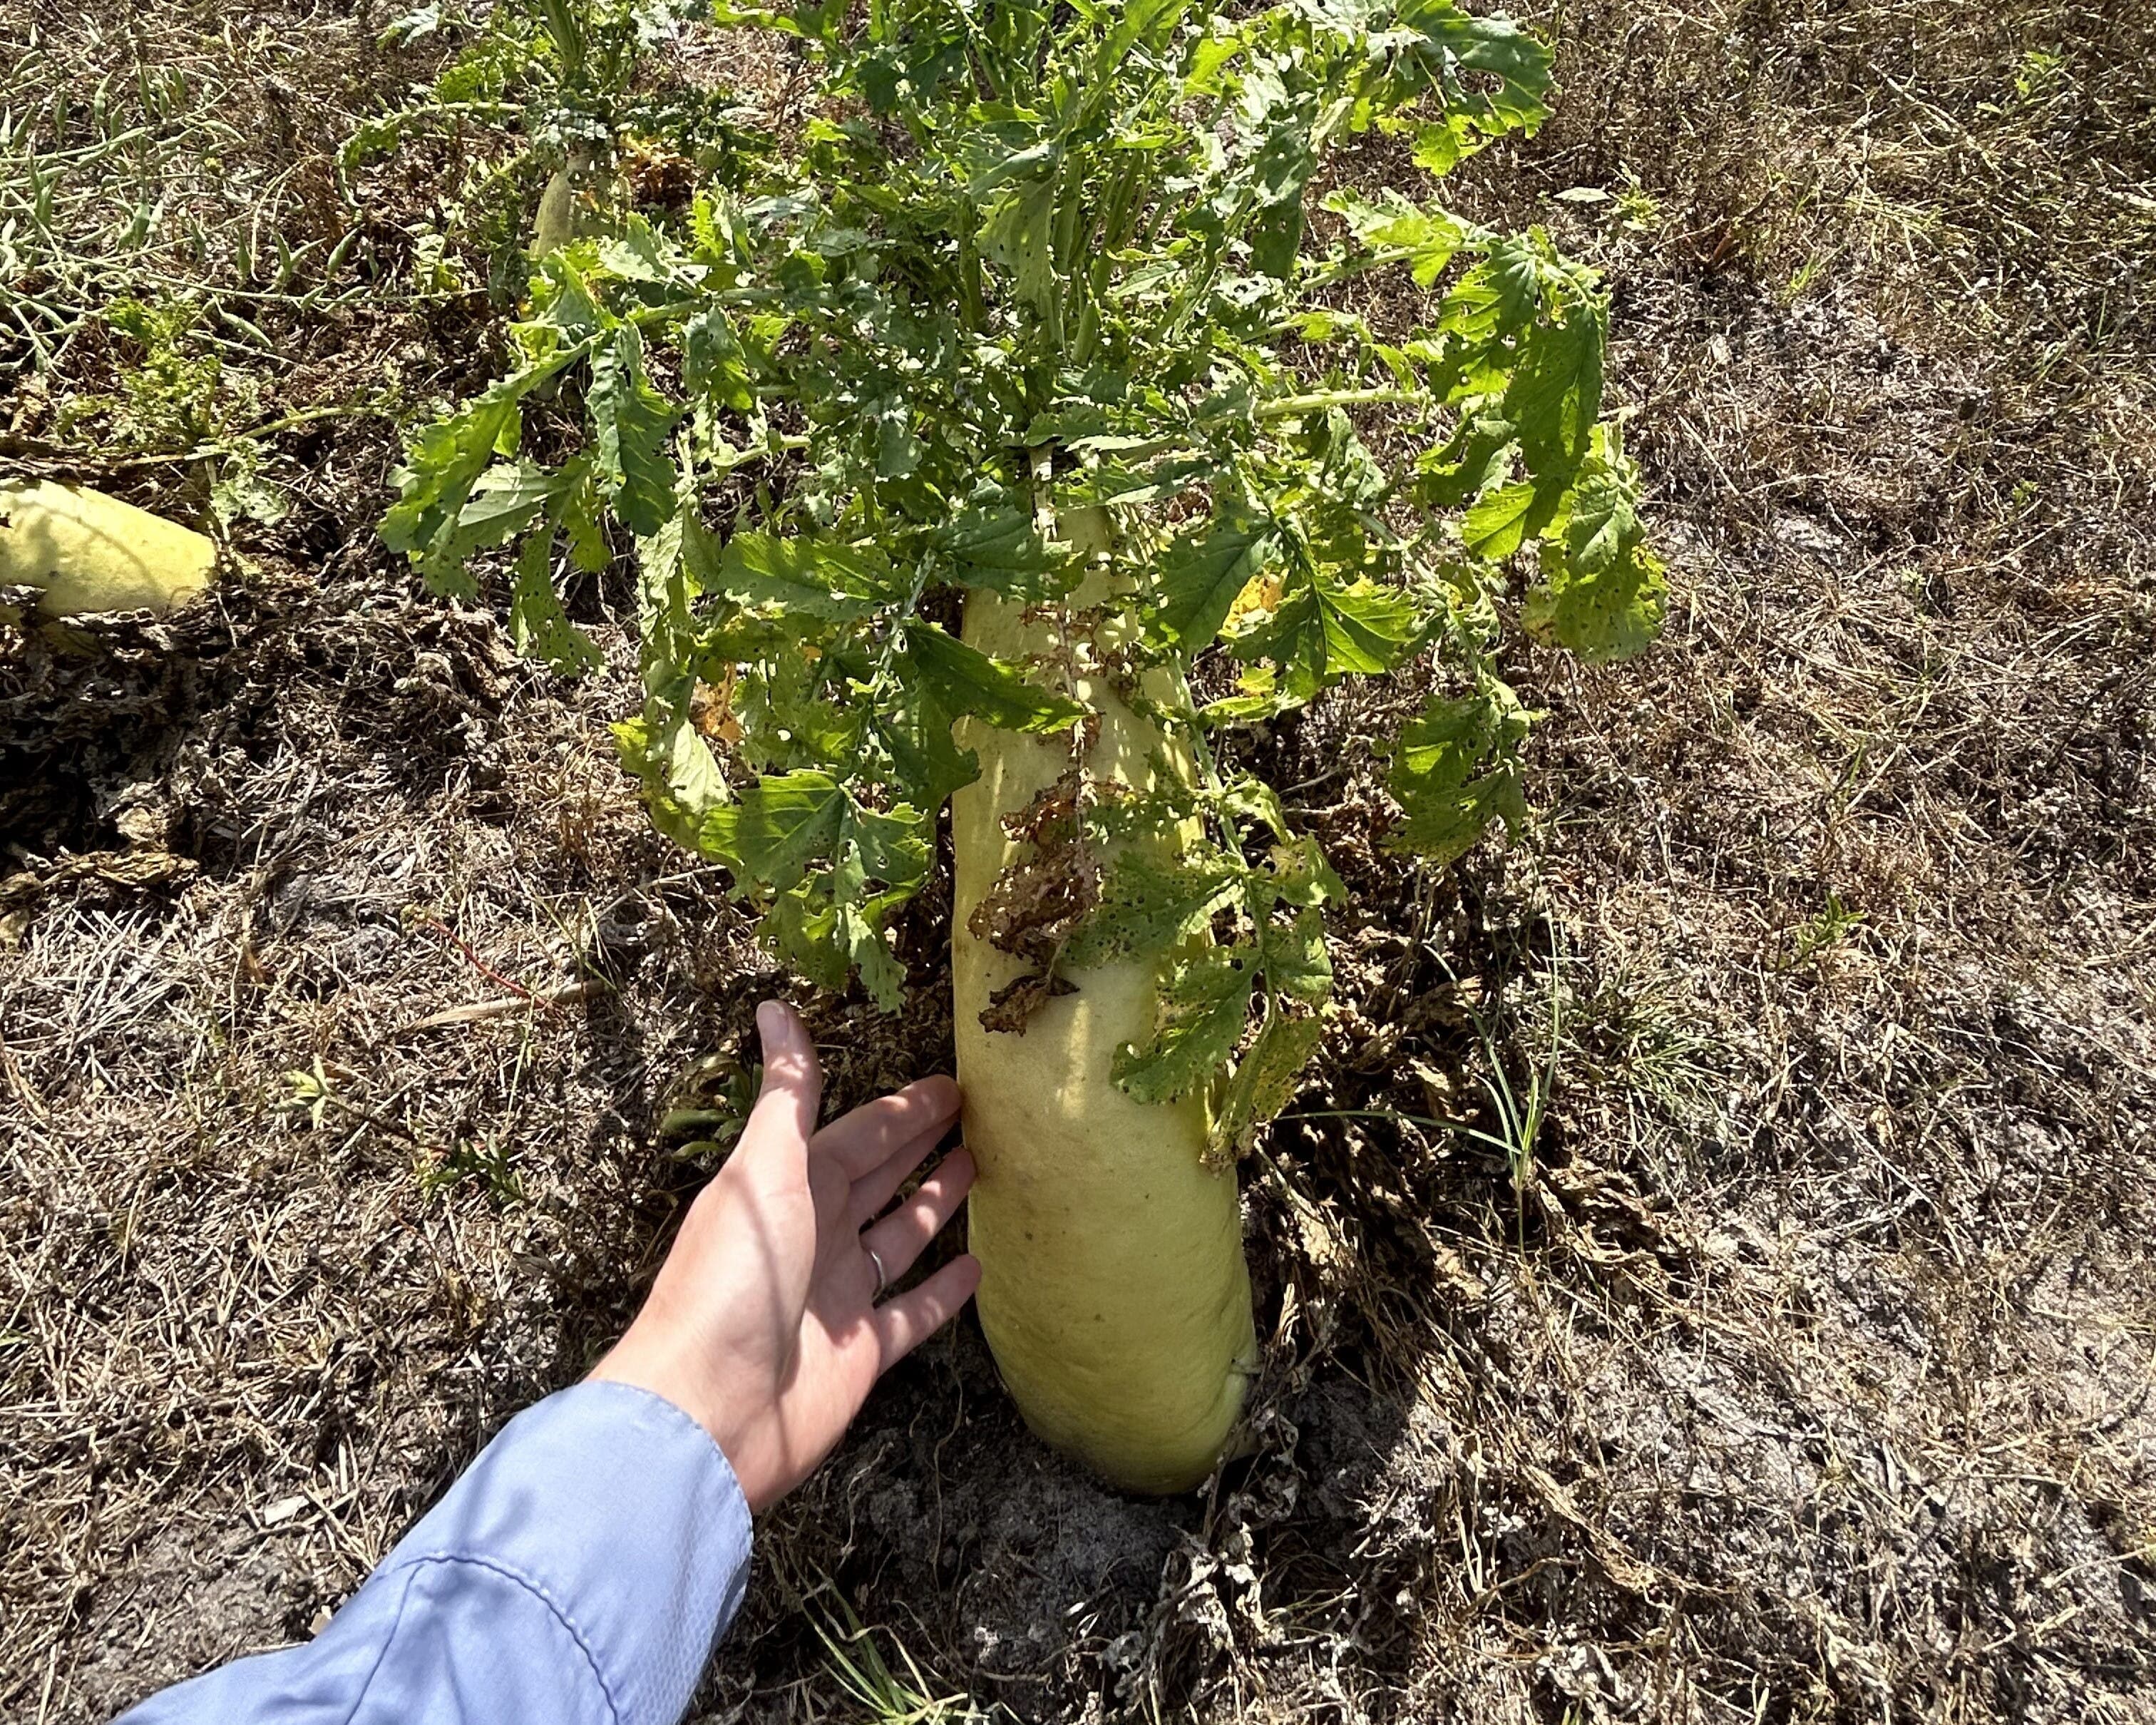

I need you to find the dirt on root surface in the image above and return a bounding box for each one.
[4,0,2154,1721]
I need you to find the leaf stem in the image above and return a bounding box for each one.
[1258,388,1424,421]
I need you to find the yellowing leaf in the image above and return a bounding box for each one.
[1112,946,1258,1105]
[1210,1012,1324,1163]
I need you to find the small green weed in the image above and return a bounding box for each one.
[1790,890,1867,968]
[655,1053,760,1161]
[418,1136,527,1204]
[105,296,222,446]
[2011,46,2068,103]
[1468,958,1564,1205]
[806,1587,989,1724]
[1573,972,1718,1122]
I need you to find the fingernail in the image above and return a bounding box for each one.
[756,1000,781,1043]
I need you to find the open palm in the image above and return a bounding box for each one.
[594,1001,979,1510]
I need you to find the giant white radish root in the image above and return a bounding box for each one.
[0,478,214,618]
[953,516,1257,1495]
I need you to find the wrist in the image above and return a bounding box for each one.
[590,1333,758,1493]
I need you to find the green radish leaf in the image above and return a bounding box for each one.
[767,884,856,992]
[384,0,1658,1023]
[939,484,1074,600]
[509,531,602,675]
[1504,295,1605,491]
[1258,906,1333,1003]
[1147,511,1274,649]
[1211,1011,1325,1162]
[1384,679,1534,859]
[613,707,730,854]
[1411,114,1478,176]
[1229,563,1422,700]
[978,173,1058,313]
[1524,463,1667,661]
[1063,851,1245,970]
[904,625,1087,733]
[1322,190,1465,286]
[682,306,755,413]
[709,531,894,618]
[437,459,566,572]
[1263,835,1348,908]
[1462,481,1538,559]
[872,680,981,810]
[704,769,847,891]
[590,323,679,536]
[1316,575,1424,672]
[1112,945,1258,1104]
[384,354,581,593]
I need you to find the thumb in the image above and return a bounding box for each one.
[741,1000,821,1168]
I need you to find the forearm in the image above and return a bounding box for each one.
[115,1381,752,1725]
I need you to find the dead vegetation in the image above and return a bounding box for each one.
[2,0,2151,1720]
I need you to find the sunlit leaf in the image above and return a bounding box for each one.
[1112,945,1257,1102]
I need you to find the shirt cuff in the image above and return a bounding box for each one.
[382,1378,753,1725]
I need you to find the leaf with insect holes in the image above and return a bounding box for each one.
[1380,0,1554,138]
[1258,905,1333,1002]
[382,0,1658,1022]
[843,798,933,894]
[590,323,679,536]
[1218,775,1291,840]
[871,678,980,812]
[838,901,908,1008]
[1211,1011,1324,1162]
[510,531,602,675]
[1112,944,1258,1104]
[1241,87,1325,280]
[703,770,846,891]
[1228,563,1423,700]
[1385,679,1534,860]
[1263,835,1348,908]
[1063,851,1245,970]
[904,624,1088,734]
[978,172,1058,314]
[938,483,1076,601]
[558,462,612,573]
[1420,415,1517,511]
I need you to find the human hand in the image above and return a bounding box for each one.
[591,1000,980,1511]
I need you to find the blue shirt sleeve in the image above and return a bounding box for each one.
[115,1381,753,1725]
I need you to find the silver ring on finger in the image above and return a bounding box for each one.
[866,1244,888,1300]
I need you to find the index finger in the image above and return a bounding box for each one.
[738,1000,823,1172]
